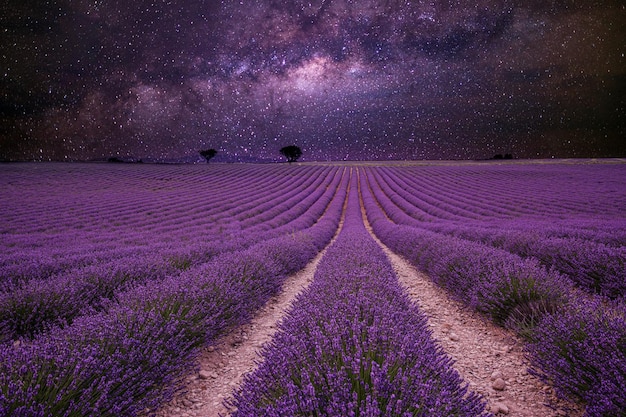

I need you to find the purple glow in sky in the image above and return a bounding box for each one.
[1,0,624,162]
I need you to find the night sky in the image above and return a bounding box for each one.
[1,1,625,162]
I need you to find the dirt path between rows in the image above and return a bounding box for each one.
[379,245,582,416]
[154,170,349,417]
[361,219,583,415]
[153,247,329,417]
[156,175,584,416]
[158,236,582,417]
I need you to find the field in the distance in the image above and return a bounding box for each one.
[1,159,625,417]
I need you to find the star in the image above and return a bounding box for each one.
[0,0,624,162]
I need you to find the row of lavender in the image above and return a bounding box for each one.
[0,164,347,416]
[380,162,626,223]
[2,161,623,415]
[0,165,344,342]
[230,172,490,416]
[360,164,626,417]
[367,164,626,298]
[373,163,626,245]
[1,164,337,289]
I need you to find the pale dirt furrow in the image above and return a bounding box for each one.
[361,218,584,416]
[152,245,329,417]
[380,248,583,417]
[154,171,351,417]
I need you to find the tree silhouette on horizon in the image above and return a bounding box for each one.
[279,145,302,163]
[199,149,218,163]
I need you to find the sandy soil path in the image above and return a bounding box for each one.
[153,248,327,417]
[156,169,583,417]
[360,207,583,415]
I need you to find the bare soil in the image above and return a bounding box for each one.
[153,250,324,417]
[372,237,584,416]
[156,213,584,417]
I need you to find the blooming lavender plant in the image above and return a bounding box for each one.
[0,166,346,416]
[231,177,490,416]
[528,297,626,417]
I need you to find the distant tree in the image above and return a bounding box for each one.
[199,149,218,163]
[107,157,124,163]
[279,145,302,163]
[504,153,513,159]
[492,154,504,160]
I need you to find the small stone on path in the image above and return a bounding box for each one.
[198,370,218,380]
[492,378,507,391]
[491,402,510,414]
[491,370,504,380]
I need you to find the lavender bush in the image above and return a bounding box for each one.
[231,178,489,416]
[417,225,626,299]
[0,168,346,416]
[0,305,202,417]
[528,297,626,417]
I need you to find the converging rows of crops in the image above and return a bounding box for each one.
[362,161,626,417]
[1,160,624,417]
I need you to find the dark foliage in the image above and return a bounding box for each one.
[199,149,217,162]
[279,145,302,163]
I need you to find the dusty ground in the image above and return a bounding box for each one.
[153,246,328,417]
[358,198,583,417]
[371,236,584,416]
[155,214,583,417]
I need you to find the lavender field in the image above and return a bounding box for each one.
[1,160,625,417]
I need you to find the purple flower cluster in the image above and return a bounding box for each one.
[360,166,626,416]
[407,223,626,299]
[0,166,346,342]
[528,297,626,417]
[1,305,201,417]
[231,176,489,416]
[364,166,626,299]
[0,166,347,416]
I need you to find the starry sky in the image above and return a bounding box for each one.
[1,0,625,162]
